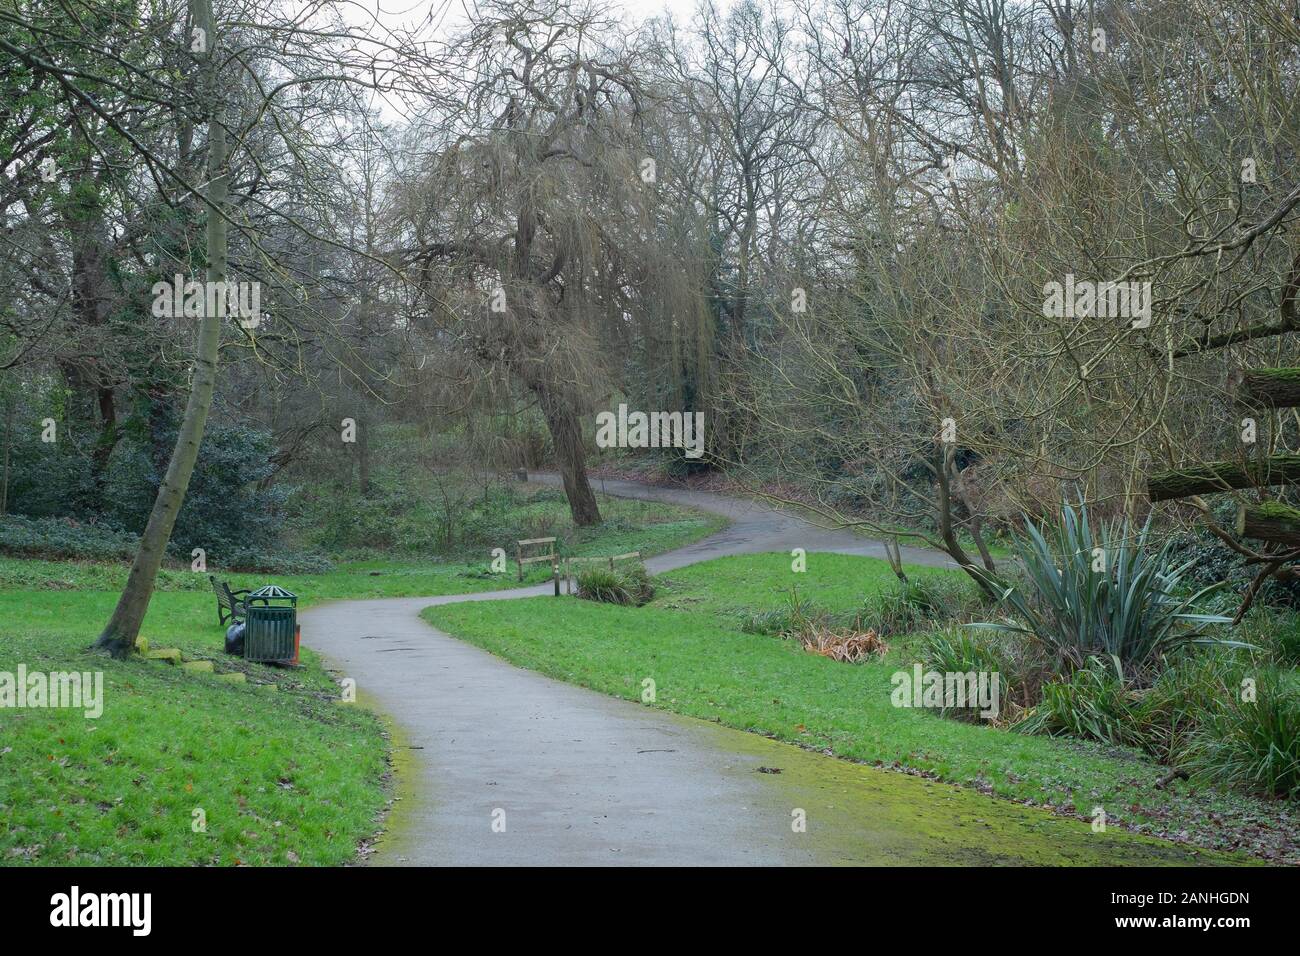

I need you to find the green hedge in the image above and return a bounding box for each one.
[0,514,331,574]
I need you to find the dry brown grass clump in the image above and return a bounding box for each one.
[796,623,888,663]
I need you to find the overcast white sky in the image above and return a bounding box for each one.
[351,0,712,33]
[619,0,700,17]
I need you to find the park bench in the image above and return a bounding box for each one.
[210,575,251,626]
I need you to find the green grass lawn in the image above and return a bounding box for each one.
[0,588,387,866]
[654,551,961,618]
[290,475,728,566]
[424,552,1298,864]
[0,489,725,866]
[1,488,725,602]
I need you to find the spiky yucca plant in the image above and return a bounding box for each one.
[971,501,1239,677]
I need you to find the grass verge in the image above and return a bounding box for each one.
[0,590,385,865]
[0,489,725,865]
[424,552,1297,864]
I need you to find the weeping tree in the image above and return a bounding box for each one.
[396,0,661,526]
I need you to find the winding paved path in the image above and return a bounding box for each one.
[300,475,1220,867]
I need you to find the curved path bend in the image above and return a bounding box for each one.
[301,475,1219,867]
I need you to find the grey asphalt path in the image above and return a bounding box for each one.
[310,592,811,865]
[300,474,1212,867]
[537,472,957,573]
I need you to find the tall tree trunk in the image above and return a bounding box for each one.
[357,417,371,495]
[65,113,122,506]
[95,0,226,656]
[536,382,601,526]
[90,384,117,494]
[1,392,11,516]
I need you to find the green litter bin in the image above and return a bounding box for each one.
[243,585,299,663]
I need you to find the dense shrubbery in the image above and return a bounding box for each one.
[0,513,331,574]
[575,567,630,604]
[1183,669,1300,799]
[922,621,1300,797]
[737,587,837,636]
[1166,497,1300,609]
[104,418,294,562]
[1,399,328,573]
[619,564,655,605]
[214,548,333,575]
[921,626,1046,718]
[0,515,138,561]
[735,584,933,664]
[862,576,984,636]
[1265,615,1300,666]
[1015,661,1135,744]
[1017,651,1300,799]
[910,503,1300,798]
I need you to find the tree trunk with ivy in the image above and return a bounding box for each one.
[1147,454,1300,502]
[1236,502,1300,548]
[1234,367,1300,409]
